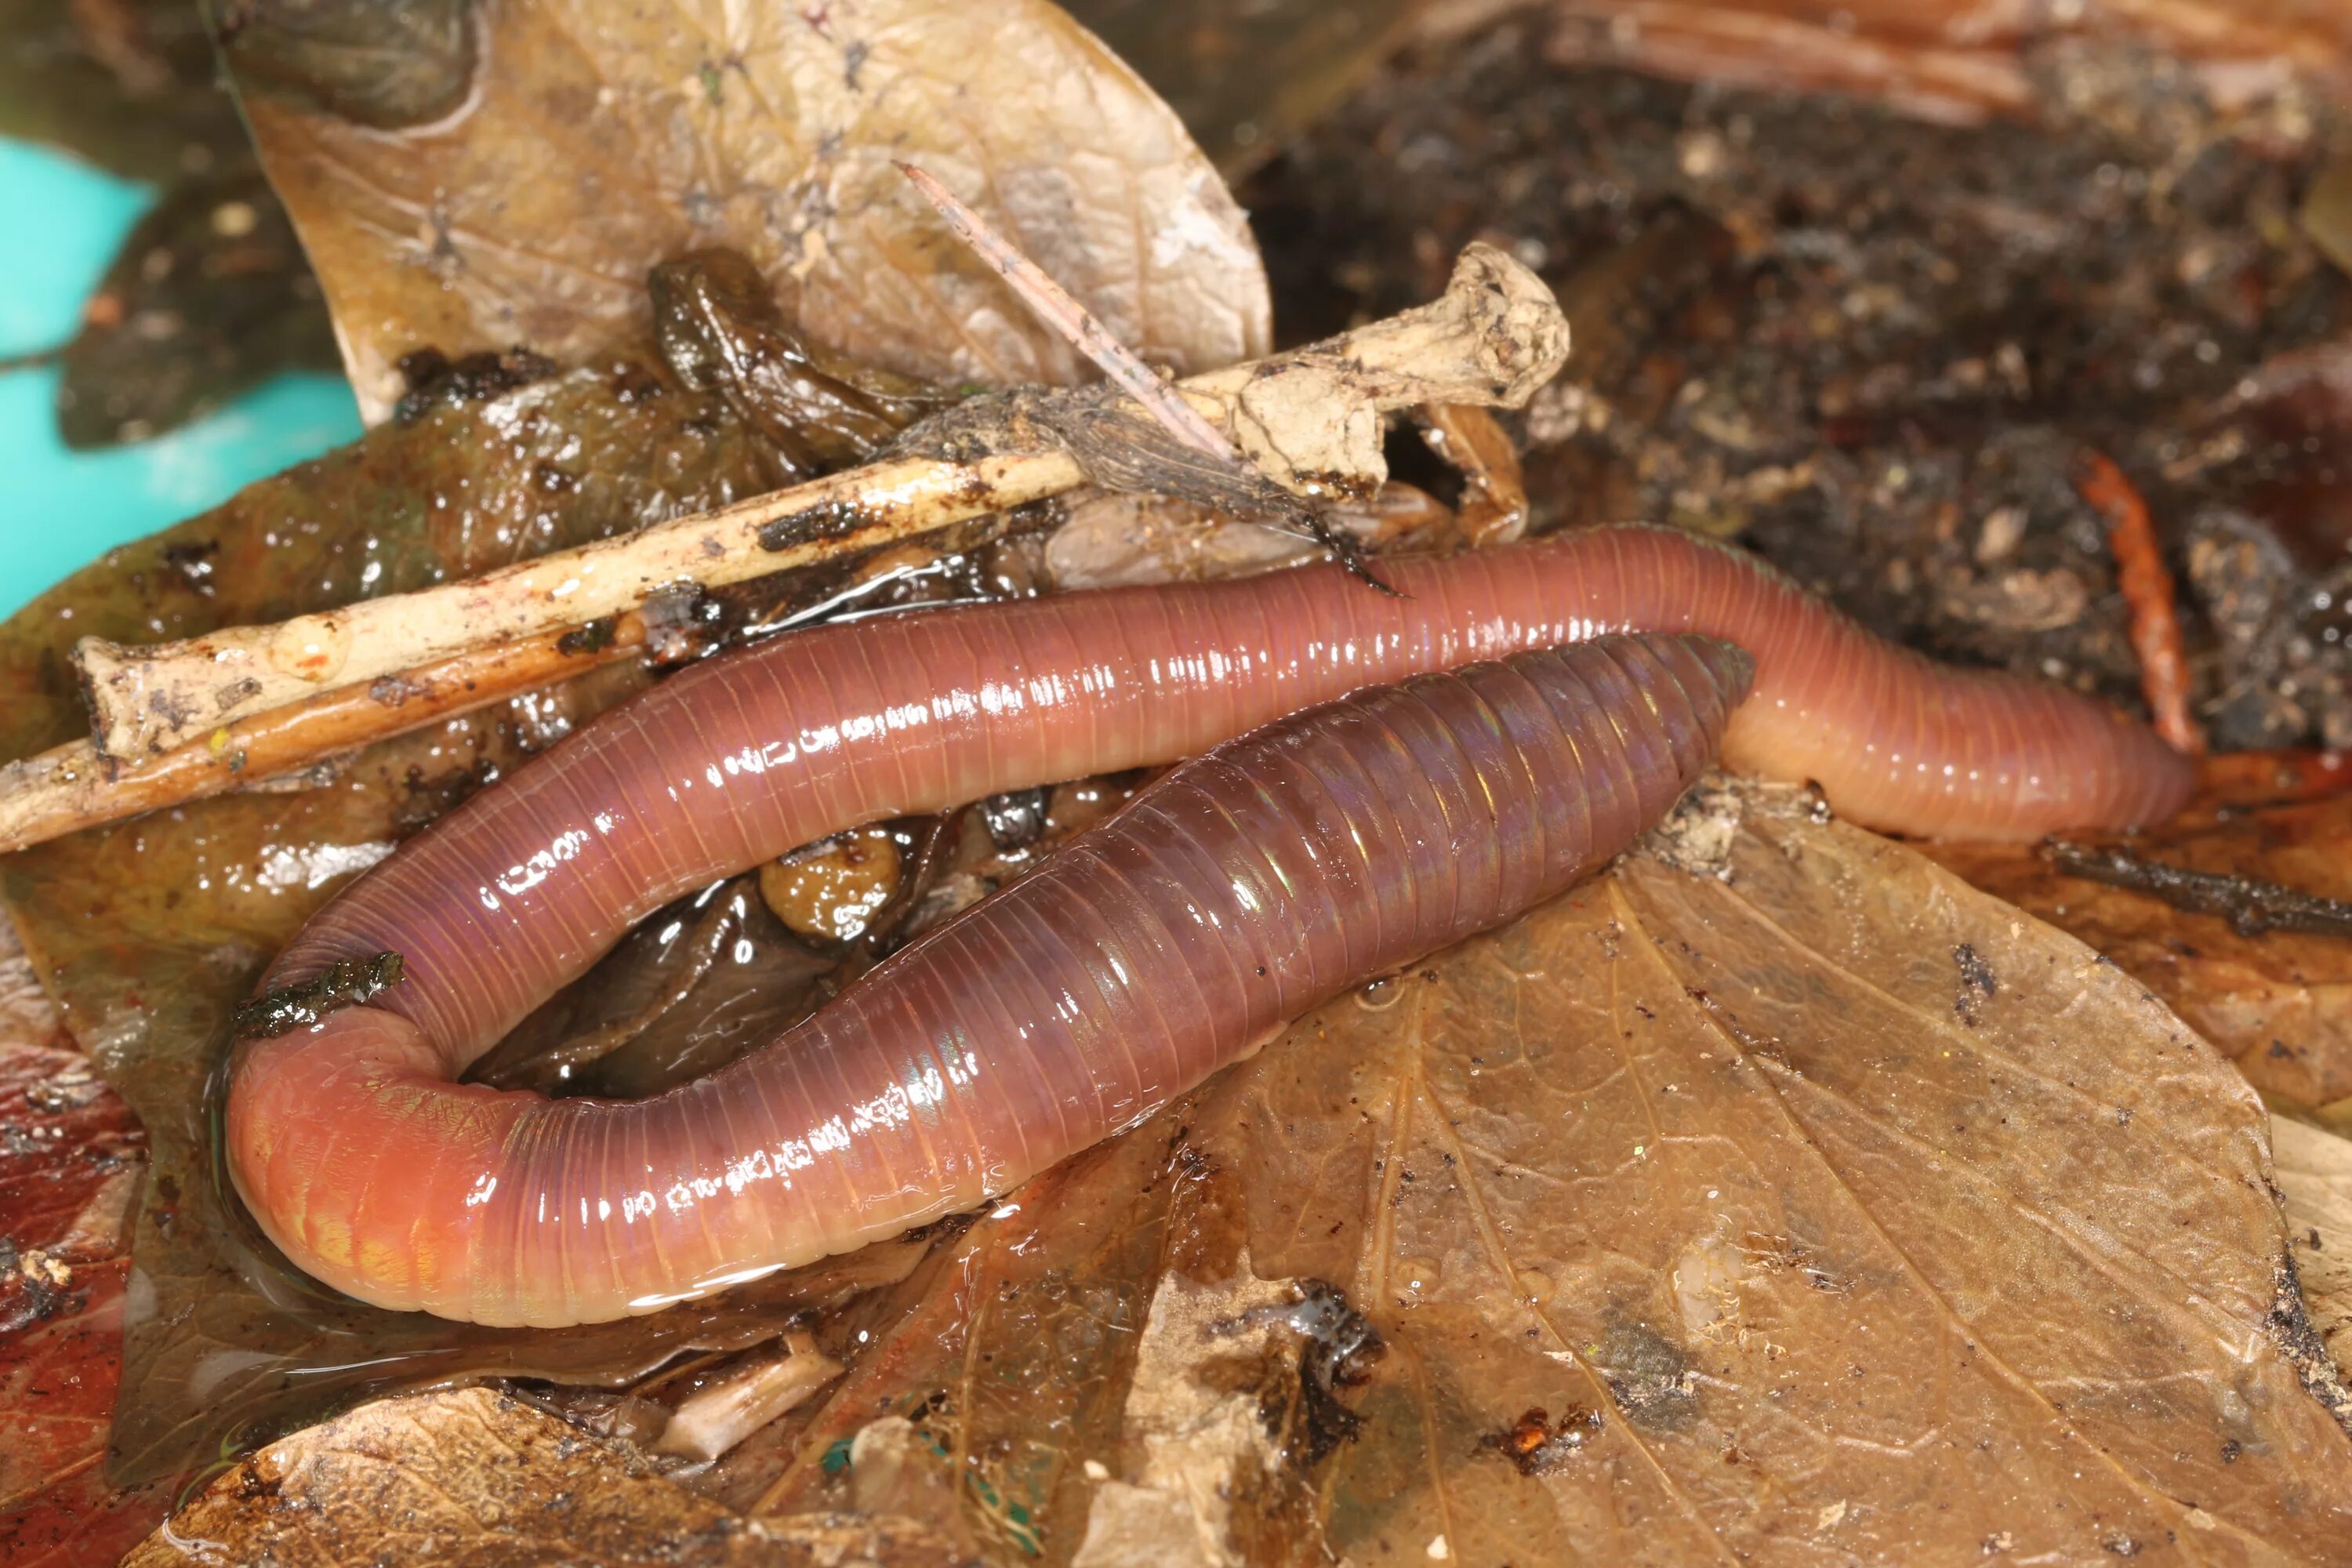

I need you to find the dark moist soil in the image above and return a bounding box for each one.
[1241,16,2352,751]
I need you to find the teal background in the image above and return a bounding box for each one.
[0,138,363,619]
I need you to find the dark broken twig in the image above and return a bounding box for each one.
[2042,839,2352,938]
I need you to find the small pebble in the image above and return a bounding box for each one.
[759,827,902,942]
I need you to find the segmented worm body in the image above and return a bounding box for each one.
[229,527,2192,1325]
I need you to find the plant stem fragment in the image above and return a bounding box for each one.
[898,160,1396,593]
[65,244,1563,765]
[0,613,651,854]
[2042,840,2352,938]
[2075,449,2205,757]
[2197,747,2352,808]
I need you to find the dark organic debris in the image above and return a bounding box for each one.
[1243,27,2352,742]
[2266,1254,2352,1436]
[1592,1321,1699,1432]
[757,498,878,554]
[1275,1279,1383,1464]
[651,248,940,475]
[978,788,1051,852]
[231,953,405,1041]
[391,345,560,423]
[215,0,481,131]
[1483,1404,1606,1477]
[57,168,339,448]
[1953,942,1998,1026]
[555,618,619,657]
[2042,840,2352,939]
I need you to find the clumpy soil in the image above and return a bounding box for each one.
[1242,13,2352,750]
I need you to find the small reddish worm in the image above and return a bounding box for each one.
[229,527,2193,1325]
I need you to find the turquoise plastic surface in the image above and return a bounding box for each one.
[0,138,364,619]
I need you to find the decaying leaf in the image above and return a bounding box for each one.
[0,0,234,183]
[0,0,342,447]
[0,924,165,1567]
[122,1385,971,1568]
[712,785,2352,1563]
[0,363,792,1486]
[220,0,1272,421]
[56,165,340,449]
[1931,792,2352,1108]
[2273,1116,2352,1384]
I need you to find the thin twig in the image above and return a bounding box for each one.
[8,245,1570,847]
[0,343,67,376]
[2075,448,2205,757]
[898,162,1236,462]
[74,449,1076,760]
[2043,839,2352,938]
[900,162,1399,592]
[0,616,650,853]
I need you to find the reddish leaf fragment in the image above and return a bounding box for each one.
[0,979,165,1566]
[2078,449,2205,757]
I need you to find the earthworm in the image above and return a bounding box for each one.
[230,633,1745,1324]
[228,525,2192,1324]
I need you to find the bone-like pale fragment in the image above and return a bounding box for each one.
[72,245,1569,763]
[652,1333,844,1463]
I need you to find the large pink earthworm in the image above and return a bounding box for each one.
[228,527,2191,1325]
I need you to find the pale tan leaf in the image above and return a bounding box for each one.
[2274,1115,2352,1385]
[746,786,2352,1564]
[224,0,1271,420]
[125,1385,970,1568]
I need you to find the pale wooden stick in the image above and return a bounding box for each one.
[0,618,648,854]
[66,244,1569,764]
[74,451,1072,762]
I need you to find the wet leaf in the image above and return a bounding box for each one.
[122,1385,971,1567]
[734,786,2352,1563]
[56,165,342,449]
[0,924,167,1567]
[1930,791,2352,1109]
[220,0,1271,422]
[0,364,804,1486]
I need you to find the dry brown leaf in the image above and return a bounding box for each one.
[2274,1116,2352,1385]
[1929,793,2352,1109]
[722,785,2352,1565]
[125,1385,971,1568]
[223,0,1271,421]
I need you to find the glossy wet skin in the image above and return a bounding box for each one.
[229,528,2193,1325]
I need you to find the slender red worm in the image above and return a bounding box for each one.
[228,527,2192,1325]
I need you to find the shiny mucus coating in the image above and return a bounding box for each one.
[229,526,2194,1324]
[230,634,1748,1324]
